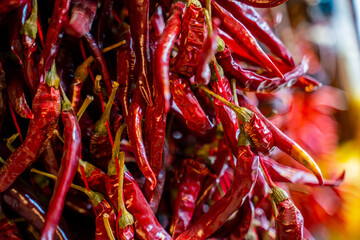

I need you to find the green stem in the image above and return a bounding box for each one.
[21,0,37,38]
[77,95,94,120]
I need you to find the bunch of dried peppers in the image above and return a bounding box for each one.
[0,0,344,239]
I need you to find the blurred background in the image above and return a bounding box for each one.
[258,0,360,239]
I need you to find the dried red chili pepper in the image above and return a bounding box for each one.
[237,0,288,8]
[41,92,82,240]
[270,186,304,240]
[170,159,211,238]
[126,85,157,191]
[176,131,259,240]
[0,62,7,131]
[212,0,283,78]
[20,0,38,94]
[2,178,71,240]
[38,0,71,84]
[217,0,294,67]
[172,0,205,79]
[0,63,61,192]
[0,213,22,240]
[129,0,153,106]
[171,74,214,135]
[41,142,60,176]
[0,0,29,14]
[216,48,320,93]
[84,33,113,96]
[97,0,114,49]
[90,82,119,171]
[8,3,29,65]
[262,156,344,187]
[6,64,34,119]
[153,0,185,113]
[65,0,97,38]
[237,94,324,185]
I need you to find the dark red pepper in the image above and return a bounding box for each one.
[97,0,114,49]
[0,213,22,240]
[176,132,259,240]
[129,0,153,106]
[170,159,211,238]
[237,0,288,8]
[0,63,61,193]
[41,92,82,240]
[65,0,98,38]
[270,186,304,240]
[0,62,7,132]
[0,0,29,14]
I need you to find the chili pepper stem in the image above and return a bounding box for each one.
[20,0,37,38]
[77,95,94,120]
[259,157,275,188]
[5,133,19,153]
[103,213,116,240]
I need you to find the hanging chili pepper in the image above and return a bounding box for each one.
[65,0,98,38]
[270,186,304,240]
[6,64,34,119]
[41,91,82,240]
[154,0,185,113]
[216,48,320,93]
[20,0,38,94]
[90,82,119,171]
[262,156,344,187]
[172,0,205,79]
[212,0,283,78]
[176,131,259,240]
[170,159,211,238]
[237,94,324,185]
[0,62,7,132]
[171,74,214,135]
[97,0,114,49]
[8,3,29,65]
[217,0,294,67]
[38,0,71,84]
[129,0,153,106]
[84,33,113,96]
[2,178,71,240]
[0,213,22,240]
[0,0,29,14]
[126,85,157,191]
[237,0,288,8]
[0,63,61,192]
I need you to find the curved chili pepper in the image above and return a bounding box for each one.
[0,63,61,192]
[90,82,119,171]
[20,0,38,94]
[270,186,304,240]
[0,0,29,14]
[129,0,153,106]
[171,74,214,135]
[237,94,324,185]
[170,159,211,238]
[84,33,113,96]
[2,178,71,240]
[0,213,22,240]
[126,85,157,191]
[8,3,29,65]
[6,64,34,119]
[237,0,288,8]
[154,0,186,113]
[65,0,97,38]
[212,0,283,78]
[216,48,320,93]
[217,0,294,67]
[172,0,205,79]
[176,133,259,240]
[38,0,71,84]
[262,156,345,187]
[0,62,7,132]
[41,93,82,240]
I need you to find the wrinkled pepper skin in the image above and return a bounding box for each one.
[276,199,304,240]
[176,145,259,240]
[41,107,82,240]
[170,75,214,135]
[154,0,185,113]
[0,81,61,192]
